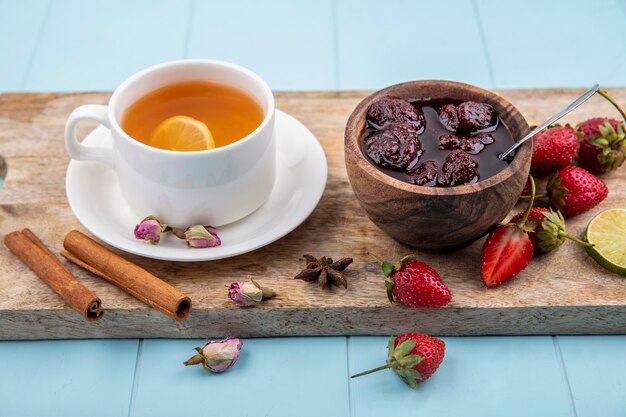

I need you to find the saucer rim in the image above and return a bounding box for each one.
[65,109,327,262]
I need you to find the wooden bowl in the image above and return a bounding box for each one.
[344,80,532,251]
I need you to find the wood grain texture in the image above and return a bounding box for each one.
[344,80,532,250]
[0,89,625,339]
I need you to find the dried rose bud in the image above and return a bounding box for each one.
[183,337,242,372]
[228,279,276,307]
[175,225,221,248]
[134,216,169,244]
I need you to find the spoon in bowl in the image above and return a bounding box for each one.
[498,83,600,160]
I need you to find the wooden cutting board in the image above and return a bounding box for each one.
[1,89,625,339]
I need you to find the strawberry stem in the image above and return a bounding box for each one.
[351,363,391,378]
[517,176,536,227]
[597,89,626,124]
[519,192,548,200]
[558,232,594,247]
[399,254,417,264]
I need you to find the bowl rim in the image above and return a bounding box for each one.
[344,80,532,196]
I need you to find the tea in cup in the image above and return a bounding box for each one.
[122,79,265,151]
[65,60,276,228]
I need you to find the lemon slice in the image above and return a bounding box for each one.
[585,208,626,276]
[149,115,215,151]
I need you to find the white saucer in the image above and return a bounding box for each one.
[65,110,327,262]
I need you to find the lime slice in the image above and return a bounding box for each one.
[585,209,626,276]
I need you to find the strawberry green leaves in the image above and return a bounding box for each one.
[352,333,444,389]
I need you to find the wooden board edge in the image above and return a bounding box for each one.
[2,305,625,339]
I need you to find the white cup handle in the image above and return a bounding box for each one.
[64,104,115,168]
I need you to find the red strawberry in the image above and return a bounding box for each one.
[380,255,451,307]
[576,118,626,174]
[509,207,591,254]
[547,166,608,217]
[577,117,620,141]
[530,126,580,176]
[351,333,445,387]
[481,224,533,286]
[509,207,554,250]
[481,176,536,286]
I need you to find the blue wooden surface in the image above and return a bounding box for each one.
[24,0,192,91]
[187,0,337,90]
[1,1,625,415]
[477,0,626,89]
[558,336,626,417]
[131,338,350,417]
[335,0,495,90]
[349,337,575,417]
[0,0,51,90]
[0,340,139,417]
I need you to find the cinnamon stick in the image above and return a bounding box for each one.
[4,229,103,321]
[61,230,191,321]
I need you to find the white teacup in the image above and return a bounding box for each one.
[65,60,275,228]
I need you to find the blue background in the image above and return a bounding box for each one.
[1,0,626,415]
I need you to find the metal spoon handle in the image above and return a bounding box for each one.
[499,83,600,160]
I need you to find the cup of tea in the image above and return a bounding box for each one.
[64,59,275,227]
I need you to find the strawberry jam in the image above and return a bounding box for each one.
[361,97,515,187]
